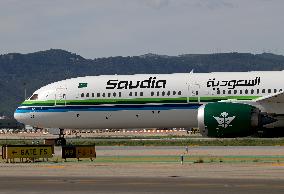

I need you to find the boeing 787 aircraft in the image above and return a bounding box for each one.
[14,71,284,144]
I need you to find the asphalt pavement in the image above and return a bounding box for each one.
[0,176,283,194]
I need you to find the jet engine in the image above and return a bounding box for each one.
[198,102,264,137]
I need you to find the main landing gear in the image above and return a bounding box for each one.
[55,128,66,146]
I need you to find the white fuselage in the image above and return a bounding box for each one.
[14,71,284,129]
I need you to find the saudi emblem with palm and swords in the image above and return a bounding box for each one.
[213,112,236,129]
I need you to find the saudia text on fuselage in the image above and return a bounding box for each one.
[106,77,167,89]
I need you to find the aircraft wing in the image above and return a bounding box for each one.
[255,91,284,103]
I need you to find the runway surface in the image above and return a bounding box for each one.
[0,176,283,194]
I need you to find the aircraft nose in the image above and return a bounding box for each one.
[14,108,27,125]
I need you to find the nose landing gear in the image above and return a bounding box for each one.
[55,128,66,146]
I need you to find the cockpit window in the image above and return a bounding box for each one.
[29,94,38,100]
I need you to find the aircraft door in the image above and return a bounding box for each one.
[188,82,200,103]
[55,87,67,106]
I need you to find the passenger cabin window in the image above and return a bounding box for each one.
[167,91,170,96]
[274,89,277,93]
[178,91,182,95]
[234,90,237,94]
[257,89,259,94]
[81,93,84,98]
[280,89,283,92]
[92,93,94,97]
[140,92,143,96]
[173,91,176,95]
[268,89,271,94]
[97,93,100,97]
[245,89,248,94]
[262,89,265,93]
[151,91,154,96]
[86,93,89,98]
[251,89,254,94]
[217,90,220,95]
[239,90,242,94]
[30,94,38,100]
[228,90,231,95]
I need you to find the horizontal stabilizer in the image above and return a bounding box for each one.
[255,91,284,103]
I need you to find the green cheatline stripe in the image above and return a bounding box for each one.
[21,96,260,106]
[199,96,260,102]
[21,97,188,106]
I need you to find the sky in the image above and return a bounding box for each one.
[0,0,283,58]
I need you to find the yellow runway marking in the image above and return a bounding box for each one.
[271,163,284,167]
[40,165,66,169]
[256,162,284,167]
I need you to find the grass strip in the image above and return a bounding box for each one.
[0,138,284,146]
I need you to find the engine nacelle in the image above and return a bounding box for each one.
[198,102,260,137]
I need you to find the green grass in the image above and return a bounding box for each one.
[1,137,284,146]
[2,155,284,164]
[0,139,44,146]
[67,138,284,146]
[87,155,284,163]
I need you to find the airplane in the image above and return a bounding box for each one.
[14,71,284,145]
